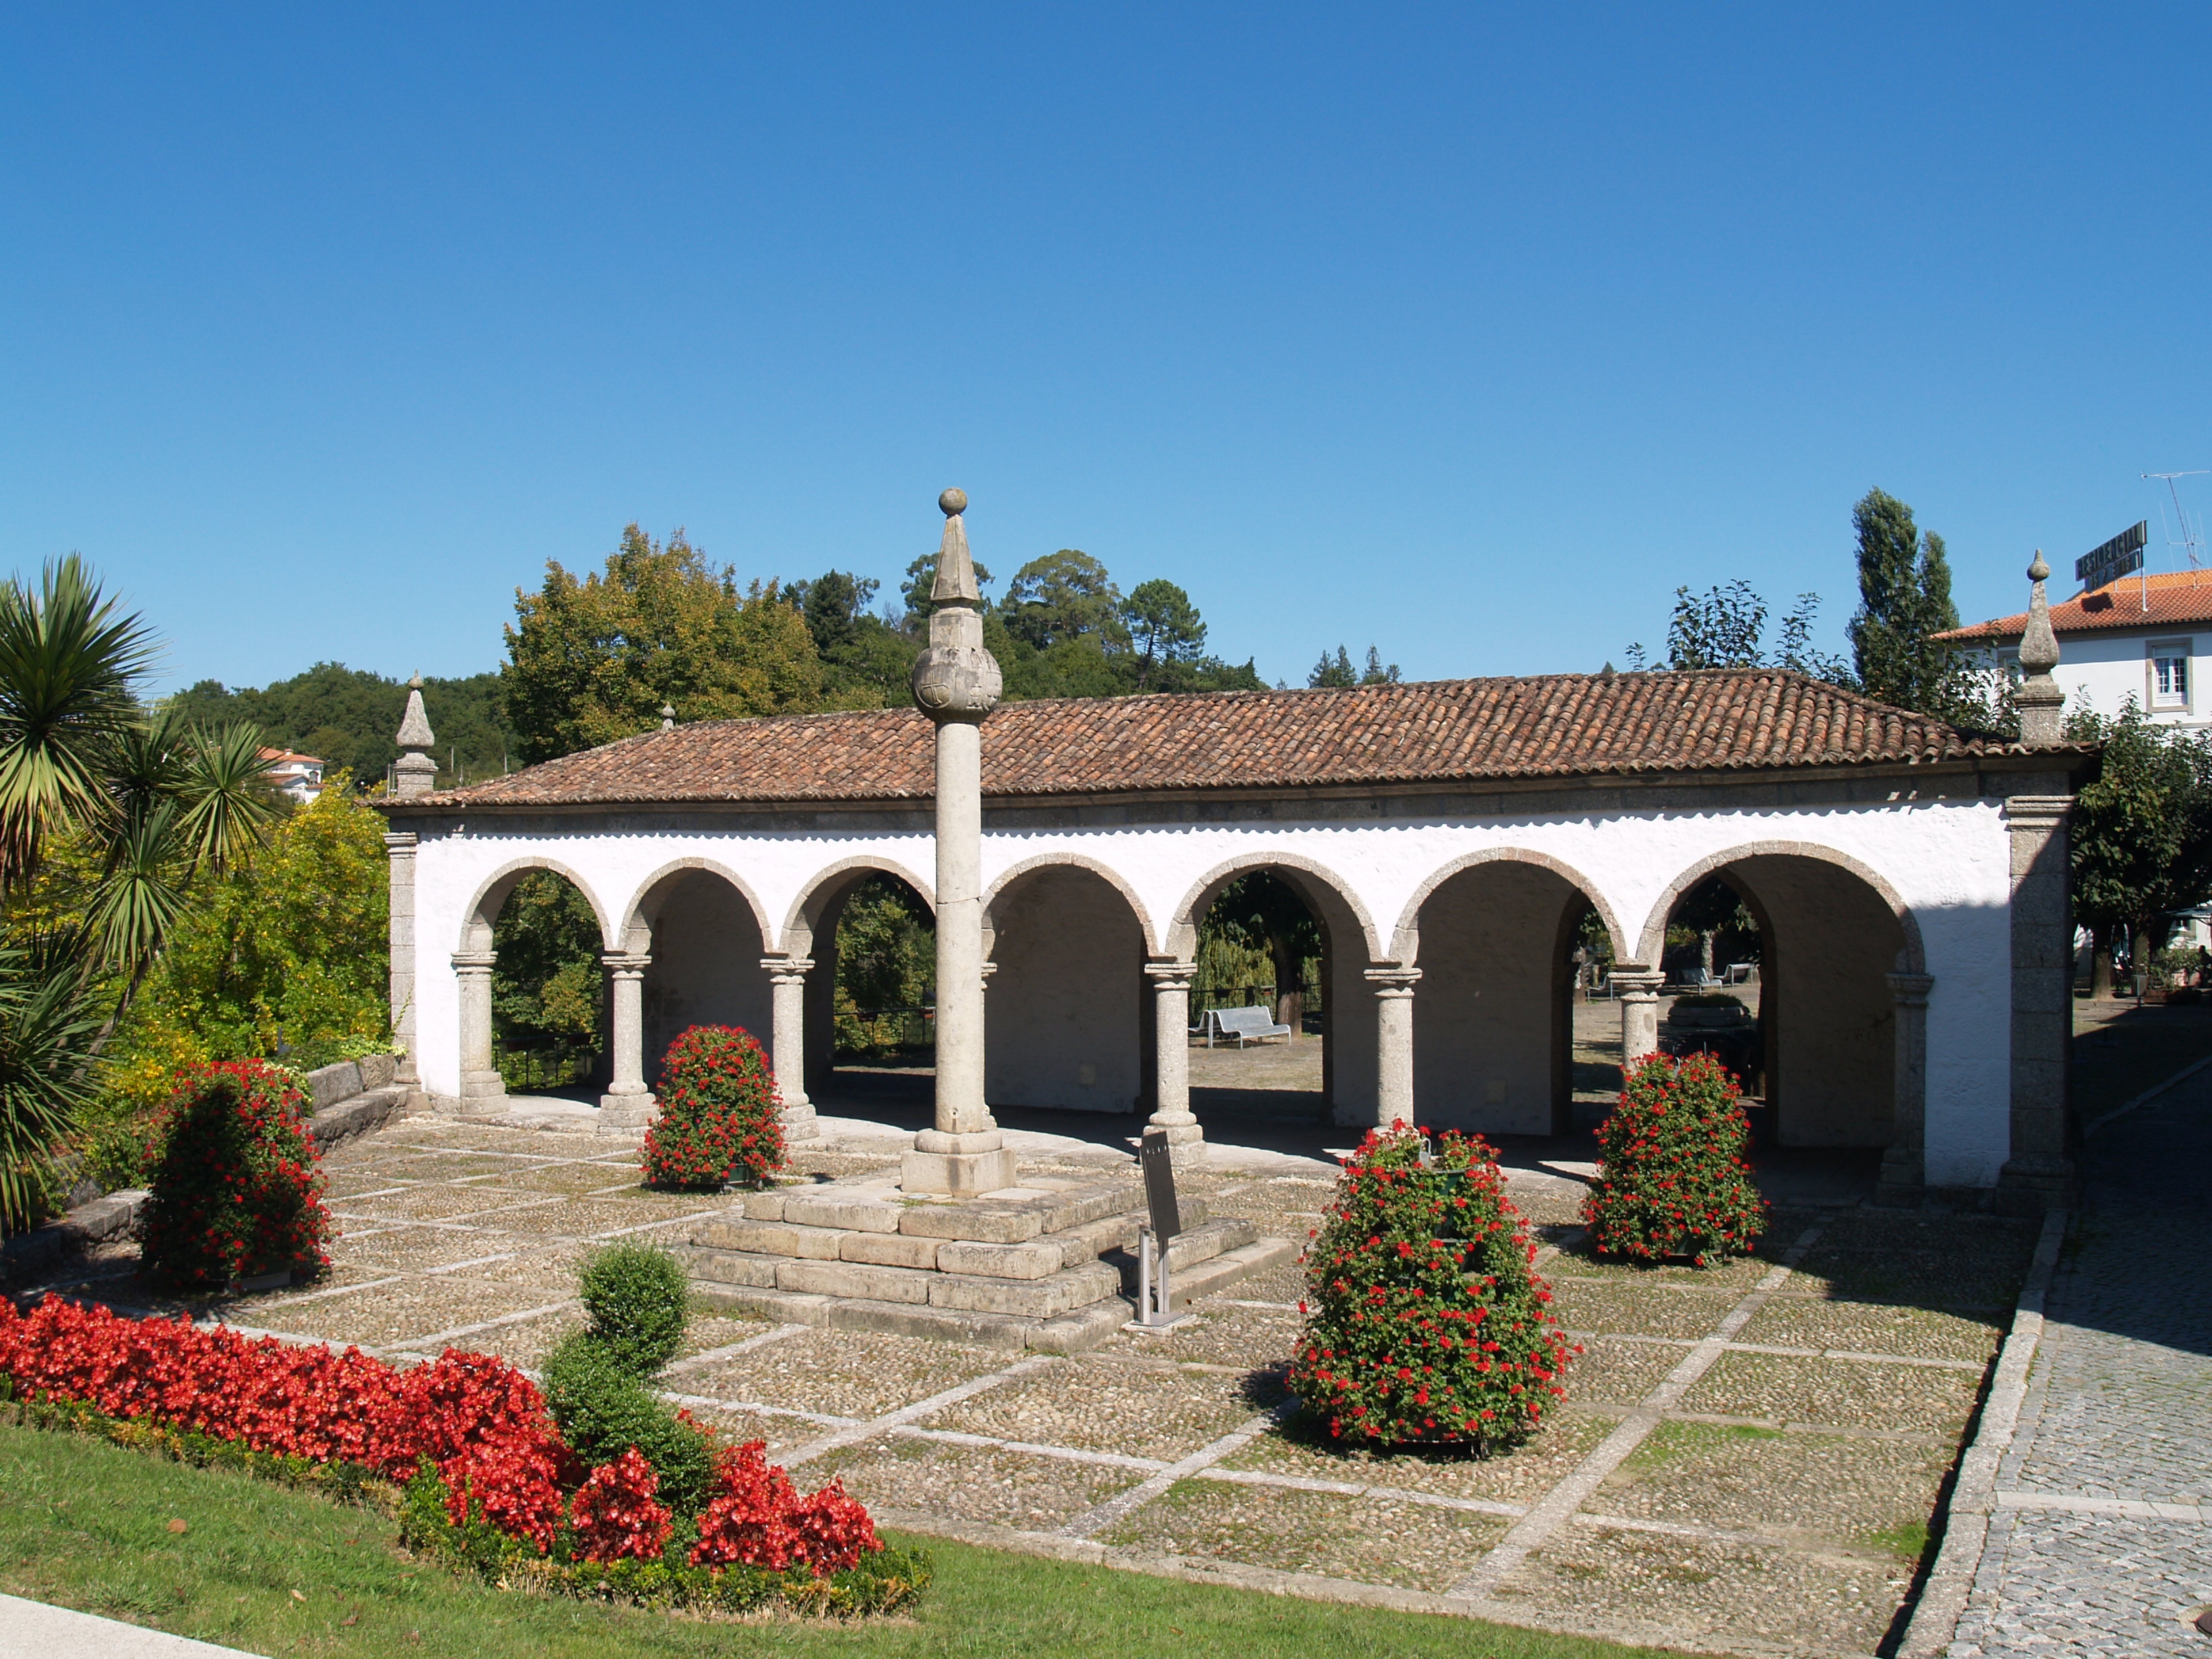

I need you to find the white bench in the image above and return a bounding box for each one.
[1202,1006,1294,1047]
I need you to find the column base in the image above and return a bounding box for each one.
[598,1089,658,1132]
[1994,1156,2075,1214]
[459,1069,507,1101]
[900,1146,1019,1195]
[1145,1114,1205,1165]
[779,1102,822,1145]
[1872,1147,1925,1208]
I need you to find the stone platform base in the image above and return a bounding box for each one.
[674,1168,1295,1353]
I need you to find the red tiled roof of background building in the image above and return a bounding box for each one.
[387,671,2057,812]
[1936,569,2212,643]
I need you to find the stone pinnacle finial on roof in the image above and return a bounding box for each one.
[661,703,676,731]
[2015,550,2065,747]
[929,487,980,605]
[392,673,438,795]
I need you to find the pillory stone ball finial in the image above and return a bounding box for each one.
[2028,551,2050,583]
[939,488,967,517]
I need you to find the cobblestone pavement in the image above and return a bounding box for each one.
[27,1102,2034,1659]
[1942,1066,2212,1658]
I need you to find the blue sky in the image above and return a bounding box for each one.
[5,4,2210,695]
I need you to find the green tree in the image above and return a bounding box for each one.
[999,550,1128,654]
[1121,580,1207,691]
[489,872,604,1065]
[165,664,518,790]
[502,526,823,764]
[2066,701,2212,997]
[1307,645,1399,687]
[101,777,390,1118]
[1624,584,1847,682]
[1847,488,1975,716]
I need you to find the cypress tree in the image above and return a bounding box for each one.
[1847,488,1968,717]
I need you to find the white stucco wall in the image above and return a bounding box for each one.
[403,794,2018,1187]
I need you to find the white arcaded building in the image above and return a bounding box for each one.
[377,663,2088,1212]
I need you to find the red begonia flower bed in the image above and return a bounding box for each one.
[0,1293,901,1600]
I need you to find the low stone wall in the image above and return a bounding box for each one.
[1,1053,412,1283]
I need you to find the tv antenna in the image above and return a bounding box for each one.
[2144,471,2211,580]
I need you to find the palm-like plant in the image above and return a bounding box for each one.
[0,557,158,890]
[0,933,106,1229]
[0,559,281,1225]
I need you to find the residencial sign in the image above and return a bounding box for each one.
[2076,521,2148,591]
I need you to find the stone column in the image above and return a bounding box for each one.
[1999,795,2076,1211]
[386,832,419,1089]
[598,952,656,1130]
[763,956,821,1145]
[1612,966,1666,1069]
[453,951,504,1107]
[1145,960,1204,1162]
[903,489,1016,1194]
[1875,972,1934,1206]
[1366,966,1421,1130]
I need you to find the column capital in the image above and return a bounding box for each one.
[601,951,651,975]
[760,956,815,983]
[1610,966,1665,997]
[451,950,495,972]
[1144,959,1199,987]
[2002,794,2074,830]
[1885,970,1935,1005]
[384,831,418,854]
[1364,965,1421,997]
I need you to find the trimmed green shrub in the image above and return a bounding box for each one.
[640,1025,784,1191]
[1287,1124,1577,1453]
[1583,1051,1767,1267]
[141,1060,332,1289]
[537,1331,716,1517]
[578,1242,688,1376]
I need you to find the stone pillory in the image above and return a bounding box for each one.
[381,554,2091,1214]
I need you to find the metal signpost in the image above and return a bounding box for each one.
[1131,1126,1189,1330]
[2076,521,2148,592]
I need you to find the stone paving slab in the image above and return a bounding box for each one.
[1597,1420,1953,1544]
[1679,1350,1981,1437]
[1107,1476,1515,1592]
[1494,1524,1908,1658]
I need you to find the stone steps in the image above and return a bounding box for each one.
[676,1168,1294,1353]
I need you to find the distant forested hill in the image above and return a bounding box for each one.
[164,663,518,790]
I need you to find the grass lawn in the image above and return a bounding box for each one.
[0,1422,1694,1659]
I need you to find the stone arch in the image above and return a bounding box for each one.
[783,854,939,1096]
[984,851,1158,958]
[1165,851,1383,963]
[457,857,617,954]
[1391,847,1627,964]
[616,857,776,955]
[1634,840,1925,974]
[1637,842,1918,1153]
[982,856,1153,1115]
[782,853,937,959]
[1404,853,1617,1139]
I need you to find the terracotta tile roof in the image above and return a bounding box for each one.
[388,672,2059,813]
[1938,570,2212,642]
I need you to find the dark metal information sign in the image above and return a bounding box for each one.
[2076,521,2148,590]
[1139,1127,1182,1242]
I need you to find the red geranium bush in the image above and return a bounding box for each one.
[1287,1123,1577,1453]
[641,1025,785,1191]
[141,1059,333,1289]
[569,1446,674,1563]
[1582,1051,1767,1267]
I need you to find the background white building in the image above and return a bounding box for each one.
[1940,569,2212,730]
